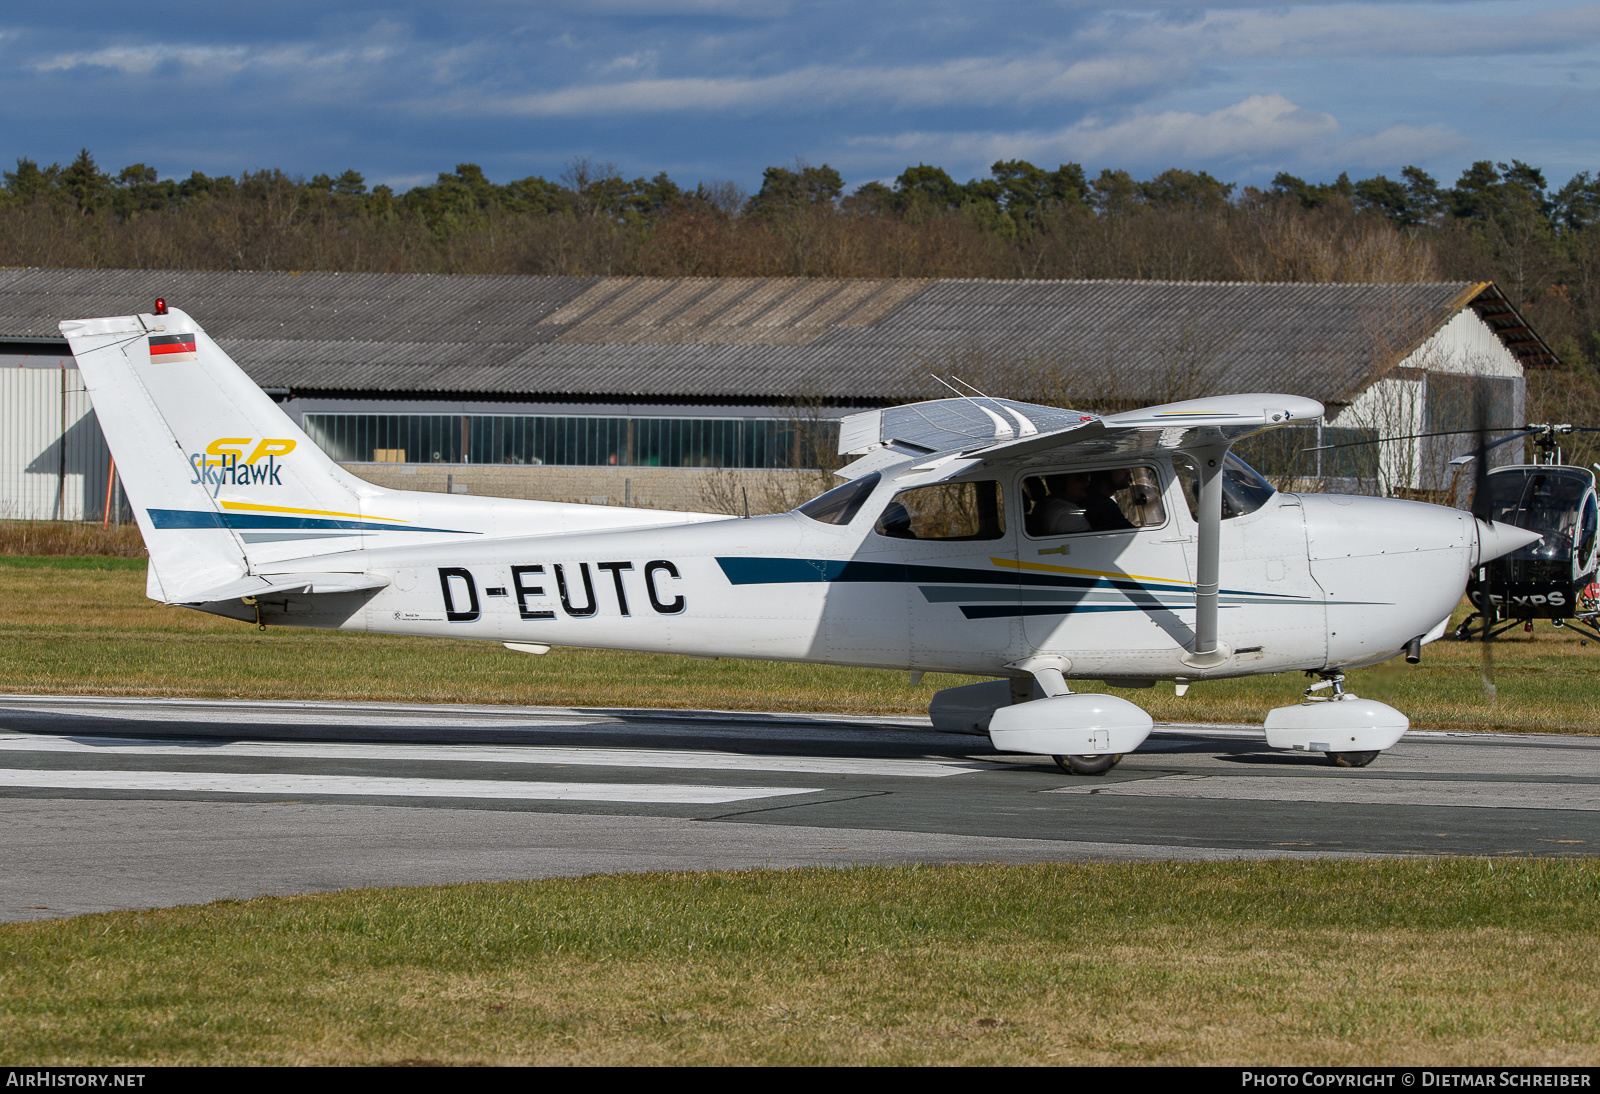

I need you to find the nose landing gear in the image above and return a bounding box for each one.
[1263,672,1409,768]
[1326,749,1381,768]
[1053,753,1123,776]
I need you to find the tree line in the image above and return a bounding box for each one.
[3,148,1599,375]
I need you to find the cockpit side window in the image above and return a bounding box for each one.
[1022,466,1166,538]
[1482,468,1592,561]
[1176,453,1277,521]
[874,480,1006,541]
[796,473,880,526]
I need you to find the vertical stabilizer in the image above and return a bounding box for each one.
[59,308,383,602]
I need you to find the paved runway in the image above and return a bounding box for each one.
[1,694,1596,921]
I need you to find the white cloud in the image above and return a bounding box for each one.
[1332,124,1468,169]
[565,0,791,15]
[1064,94,1342,161]
[848,94,1345,168]
[31,38,404,103]
[468,51,1185,117]
[401,3,1600,125]
[35,45,248,77]
[597,50,658,75]
[1094,3,1600,61]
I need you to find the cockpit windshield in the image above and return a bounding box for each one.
[1481,467,1593,562]
[1176,453,1278,521]
[795,473,880,526]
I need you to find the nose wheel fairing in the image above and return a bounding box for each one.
[1263,693,1410,758]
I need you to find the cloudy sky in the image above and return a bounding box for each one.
[4,1,1597,195]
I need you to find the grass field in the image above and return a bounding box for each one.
[1,555,1596,731]
[2,860,1598,1066]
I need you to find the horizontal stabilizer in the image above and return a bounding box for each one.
[175,572,390,605]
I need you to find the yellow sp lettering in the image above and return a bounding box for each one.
[246,438,297,464]
[204,438,297,464]
[205,438,251,459]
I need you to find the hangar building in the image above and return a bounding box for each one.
[0,268,1555,520]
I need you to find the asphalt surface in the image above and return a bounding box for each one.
[1,694,1596,921]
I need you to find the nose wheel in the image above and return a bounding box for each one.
[1054,754,1123,776]
[1326,749,1381,768]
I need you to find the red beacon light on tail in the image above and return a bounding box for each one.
[154,298,168,315]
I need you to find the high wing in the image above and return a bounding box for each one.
[838,393,1324,473]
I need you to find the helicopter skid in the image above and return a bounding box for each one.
[1455,612,1600,642]
[1453,613,1529,641]
[1566,614,1600,641]
[1264,696,1409,755]
[988,693,1154,756]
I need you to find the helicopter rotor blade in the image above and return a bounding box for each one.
[1299,426,1539,456]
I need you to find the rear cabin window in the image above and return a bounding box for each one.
[874,481,1006,541]
[1022,466,1166,538]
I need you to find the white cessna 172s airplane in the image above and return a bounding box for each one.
[60,304,1540,774]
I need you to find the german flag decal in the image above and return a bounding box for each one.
[148,333,197,362]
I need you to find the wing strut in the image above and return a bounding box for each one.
[1183,443,1230,669]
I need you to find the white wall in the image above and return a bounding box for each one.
[1325,308,1524,494]
[0,367,118,521]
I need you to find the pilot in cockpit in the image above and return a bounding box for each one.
[877,500,915,539]
[1085,469,1136,531]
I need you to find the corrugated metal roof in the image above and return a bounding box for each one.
[0,268,1524,405]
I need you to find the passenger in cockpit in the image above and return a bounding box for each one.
[1034,474,1092,535]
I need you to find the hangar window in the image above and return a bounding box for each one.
[874,481,1006,541]
[301,413,839,469]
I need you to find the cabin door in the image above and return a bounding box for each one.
[1015,460,1197,673]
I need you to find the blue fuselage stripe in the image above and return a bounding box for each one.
[714,556,1196,594]
[714,555,1318,620]
[148,509,475,534]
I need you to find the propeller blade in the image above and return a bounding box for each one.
[1471,382,1498,702]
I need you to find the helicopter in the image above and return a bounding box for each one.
[1303,422,1600,643]
[1454,425,1600,642]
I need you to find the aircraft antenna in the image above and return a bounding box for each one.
[947,375,995,399]
[928,373,974,400]
[927,373,1017,440]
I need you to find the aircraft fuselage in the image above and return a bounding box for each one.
[209,455,1477,682]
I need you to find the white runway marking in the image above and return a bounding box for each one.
[0,734,980,778]
[1049,775,1600,811]
[0,769,823,805]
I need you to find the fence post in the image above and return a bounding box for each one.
[54,363,66,520]
[102,456,116,529]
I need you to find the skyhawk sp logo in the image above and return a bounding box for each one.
[189,438,298,495]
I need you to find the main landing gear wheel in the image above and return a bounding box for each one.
[1325,750,1381,768]
[1054,754,1123,776]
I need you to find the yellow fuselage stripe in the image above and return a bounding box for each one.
[989,556,1191,586]
[218,500,409,523]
